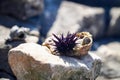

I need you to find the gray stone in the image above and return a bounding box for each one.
[8,43,102,80]
[47,1,105,39]
[94,42,120,80]
[9,25,30,40]
[5,25,39,46]
[0,0,44,20]
[0,46,16,80]
[108,8,120,37]
[0,78,10,80]
[0,25,10,43]
[96,76,120,80]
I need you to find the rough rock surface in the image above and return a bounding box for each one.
[5,25,40,48]
[94,42,120,80]
[0,25,39,79]
[9,43,102,80]
[0,0,44,20]
[7,25,39,43]
[108,8,120,37]
[47,1,105,39]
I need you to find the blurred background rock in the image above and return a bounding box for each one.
[0,0,120,80]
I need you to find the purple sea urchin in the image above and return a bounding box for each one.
[52,33,78,56]
[43,32,93,57]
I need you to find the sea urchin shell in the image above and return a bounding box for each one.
[52,33,78,56]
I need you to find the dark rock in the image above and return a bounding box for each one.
[0,0,44,20]
[0,42,16,80]
[0,71,16,80]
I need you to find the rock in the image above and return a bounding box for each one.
[96,76,120,80]
[0,25,10,43]
[0,46,16,80]
[29,30,40,37]
[0,25,39,79]
[0,78,10,80]
[8,43,102,80]
[108,8,120,37]
[9,25,30,40]
[25,29,40,43]
[94,42,120,80]
[0,25,16,80]
[5,25,39,46]
[0,14,42,30]
[0,0,44,20]
[47,1,105,39]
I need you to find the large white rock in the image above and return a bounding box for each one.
[47,1,105,39]
[8,43,102,80]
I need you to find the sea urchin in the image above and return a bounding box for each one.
[43,32,93,57]
[52,33,78,56]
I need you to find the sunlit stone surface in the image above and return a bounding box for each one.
[9,43,102,80]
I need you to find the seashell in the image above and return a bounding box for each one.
[74,32,93,56]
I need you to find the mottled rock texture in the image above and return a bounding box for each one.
[94,42,120,80]
[9,43,102,80]
[0,0,44,20]
[47,1,105,39]
[5,25,39,48]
